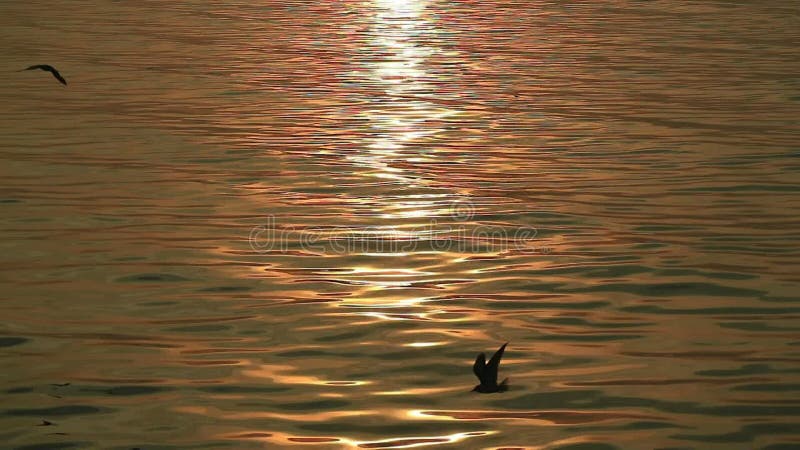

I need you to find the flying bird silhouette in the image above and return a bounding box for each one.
[21,65,67,85]
[472,342,509,393]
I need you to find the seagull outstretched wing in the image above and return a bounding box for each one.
[473,352,487,384]
[22,64,67,85]
[485,342,507,385]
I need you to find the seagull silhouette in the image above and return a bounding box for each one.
[21,65,67,85]
[472,342,509,393]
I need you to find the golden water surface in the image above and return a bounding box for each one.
[1,1,799,449]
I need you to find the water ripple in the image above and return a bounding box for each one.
[1,0,799,448]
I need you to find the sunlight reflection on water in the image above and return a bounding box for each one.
[1,0,799,448]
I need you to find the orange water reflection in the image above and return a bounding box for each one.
[322,0,480,317]
[4,0,799,448]
[225,429,491,449]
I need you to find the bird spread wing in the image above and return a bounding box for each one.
[22,65,66,85]
[485,342,507,384]
[473,353,487,383]
[51,70,67,85]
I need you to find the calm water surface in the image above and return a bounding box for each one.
[1,1,799,449]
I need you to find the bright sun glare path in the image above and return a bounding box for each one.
[351,431,493,449]
[332,0,476,313]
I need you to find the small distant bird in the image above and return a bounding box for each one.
[37,420,53,426]
[50,382,70,387]
[472,342,509,393]
[21,64,67,85]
